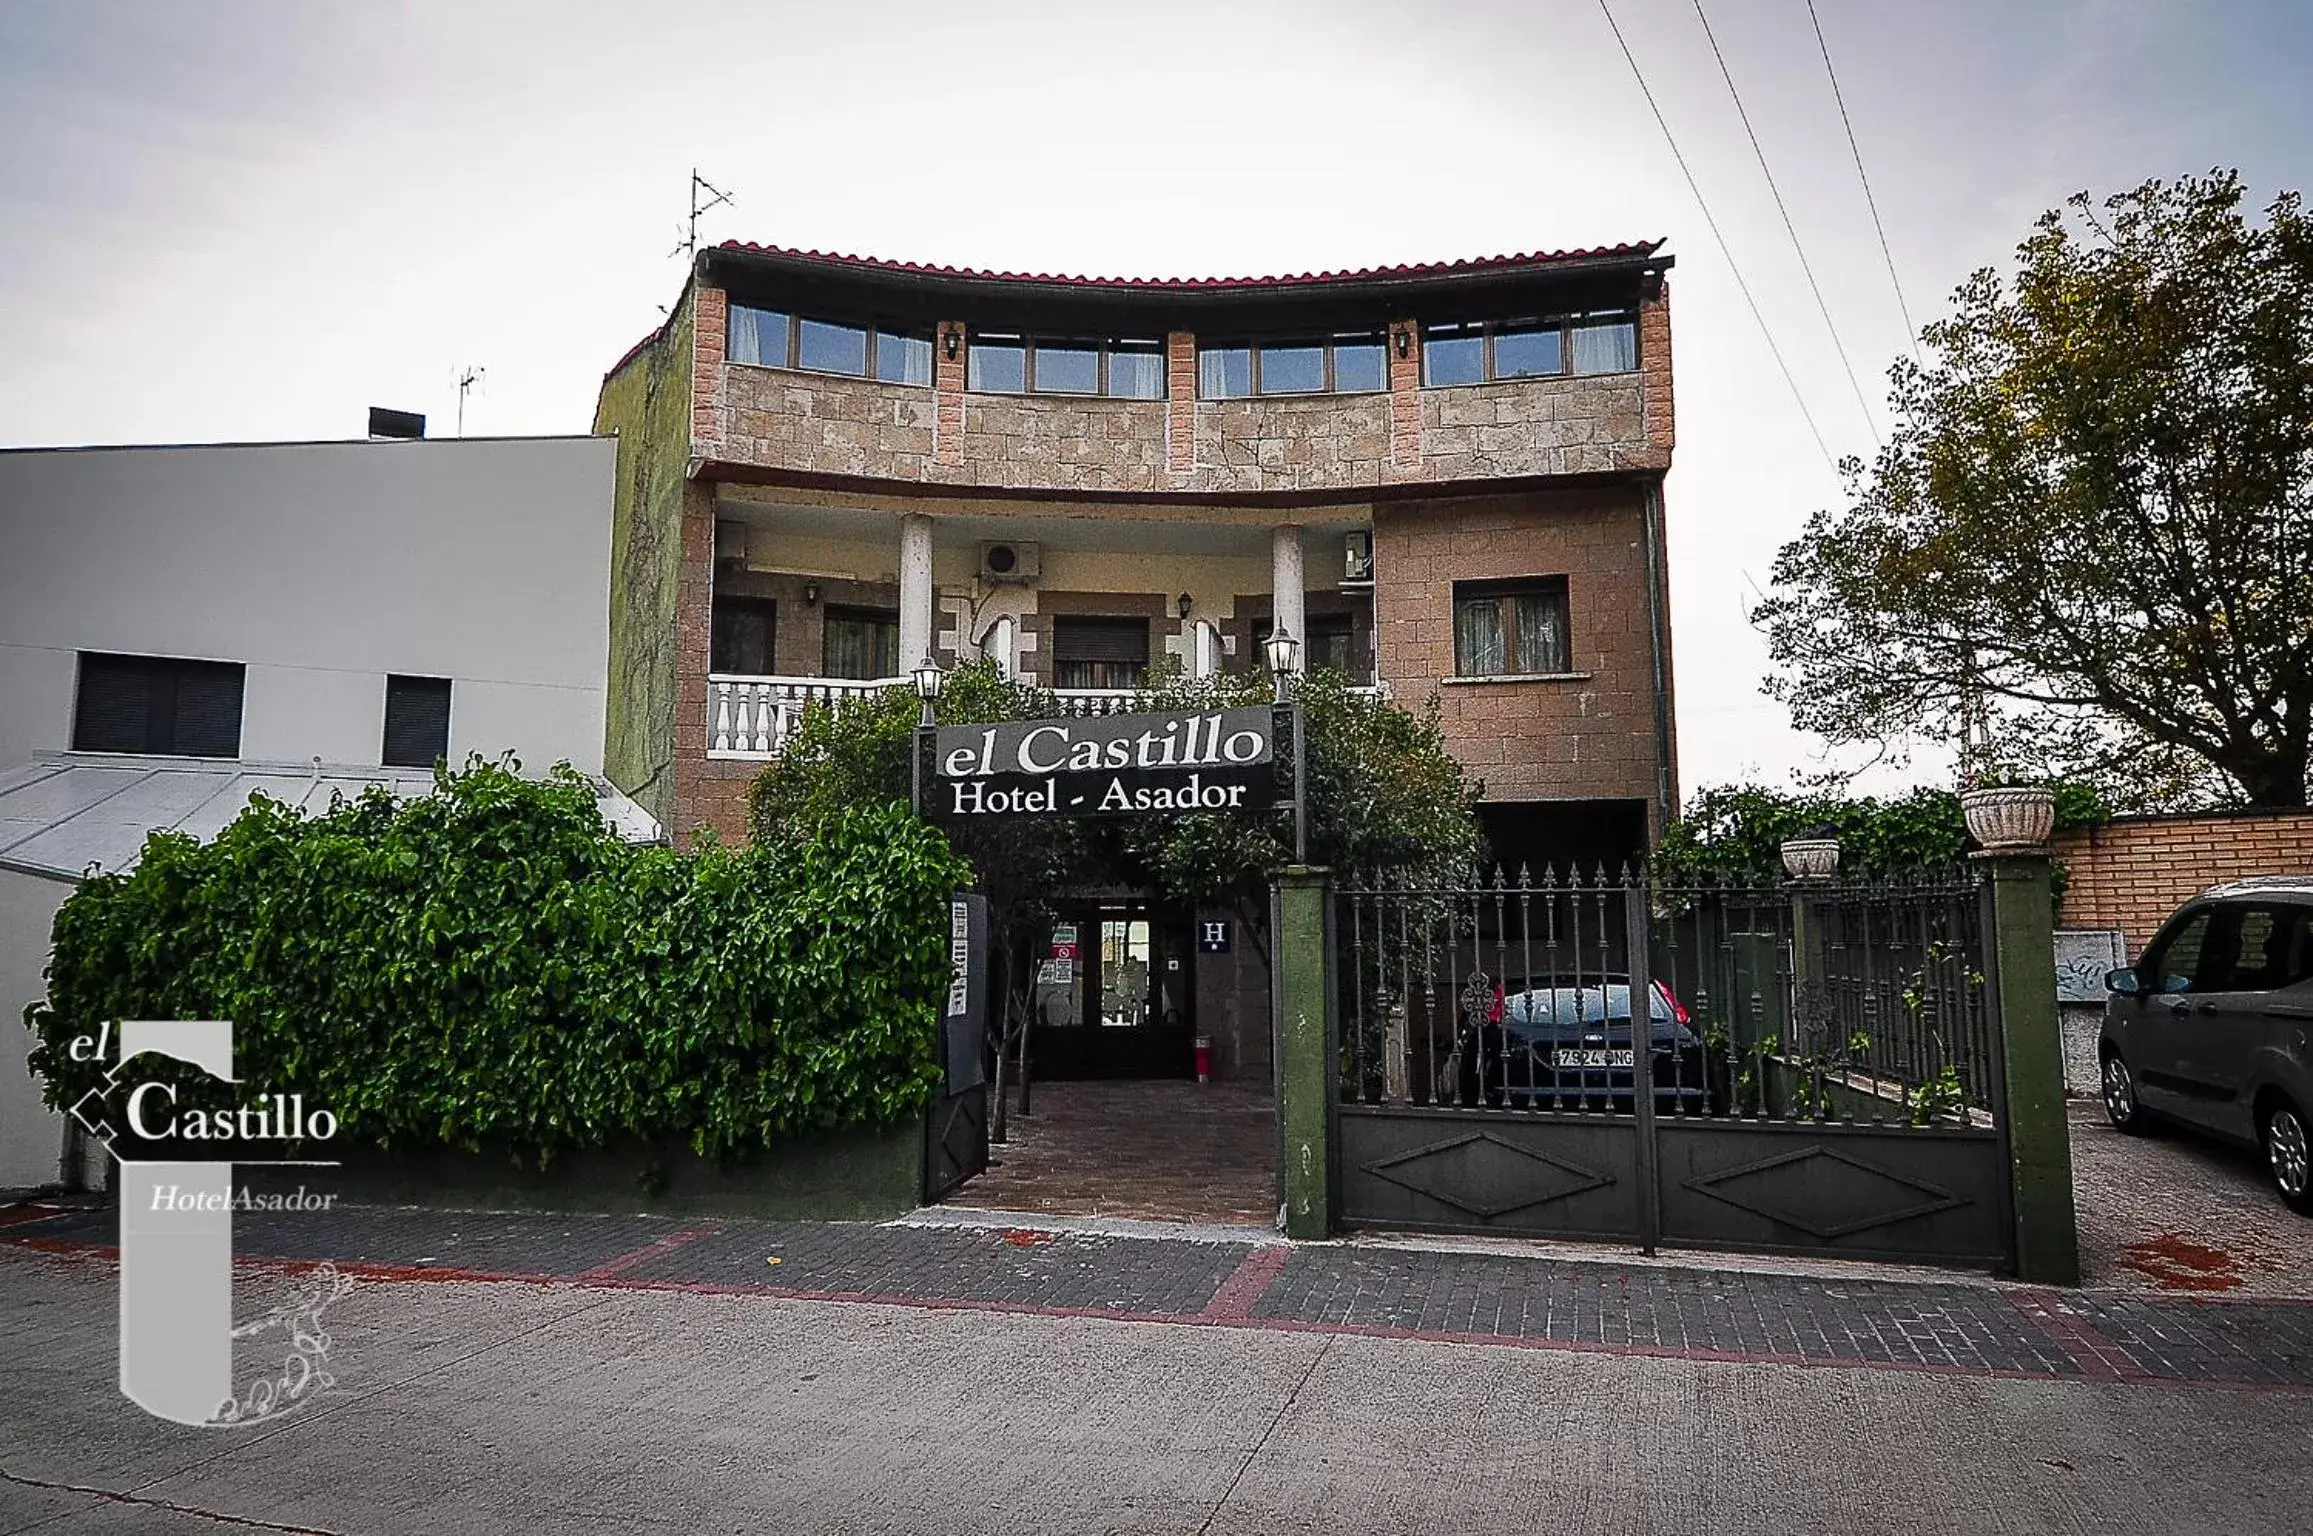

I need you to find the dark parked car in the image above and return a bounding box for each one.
[1450,975,1719,1111]
[2100,878,2313,1215]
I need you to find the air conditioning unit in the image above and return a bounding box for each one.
[1344,530,1374,583]
[978,540,1042,585]
[714,520,748,565]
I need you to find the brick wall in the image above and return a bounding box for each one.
[2055,811,2313,951]
[1374,488,1664,812]
[697,280,1674,496]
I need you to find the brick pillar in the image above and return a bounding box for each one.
[934,321,966,469]
[1982,845,2082,1284]
[692,285,727,452]
[1272,865,1334,1238]
[670,480,717,848]
[1639,279,1674,455]
[1386,320,1421,471]
[1165,330,1196,474]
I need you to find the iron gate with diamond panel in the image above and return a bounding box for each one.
[1332,869,2016,1270]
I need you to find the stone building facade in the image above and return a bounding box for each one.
[595,238,1682,1080]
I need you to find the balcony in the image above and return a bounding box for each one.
[707,675,1140,760]
[706,673,1383,760]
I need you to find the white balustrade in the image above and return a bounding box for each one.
[1050,689,1138,717]
[706,674,1390,759]
[707,674,909,758]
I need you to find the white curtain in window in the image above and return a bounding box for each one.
[1197,350,1231,398]
[1110,350,1164,399]
[1513,593,1565,673]
[1455,599,1505,675]
[1570,321,1637,375]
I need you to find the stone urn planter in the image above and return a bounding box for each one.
[1961,786,2056,851]
[1779,837,1841,881]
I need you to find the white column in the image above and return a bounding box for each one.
[1271,524,1306,661]
[991,615,1016,680]
[899,513,934,673]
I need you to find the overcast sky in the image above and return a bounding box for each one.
[2,0,2305,797]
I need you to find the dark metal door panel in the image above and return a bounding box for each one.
[1338,1106,1642,1239]
[924,1085,988,1202]
[1654,1120,2011,1266]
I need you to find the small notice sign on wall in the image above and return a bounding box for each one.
[1198,920,1231,954]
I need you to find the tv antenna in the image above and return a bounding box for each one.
[455,366,486,437]
[672,168,735,260]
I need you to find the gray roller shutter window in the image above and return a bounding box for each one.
[1052,617,1150,690]
[382,676,452,768]
[72,653,245,758]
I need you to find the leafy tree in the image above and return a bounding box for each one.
[1755,172,2313,808]
[1115,661,1483,961]
[746,657,1485,970]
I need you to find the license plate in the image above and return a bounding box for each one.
[1553,1048,1634,1069]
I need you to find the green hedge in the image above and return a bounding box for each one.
[23,760,970,1164]
[1656,782,2110,882]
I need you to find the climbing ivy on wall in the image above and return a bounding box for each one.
[24,758,970,1164]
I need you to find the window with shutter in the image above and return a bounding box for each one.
[382,676,452,768]
[1051,617,1150,691]
[72,654,244,758]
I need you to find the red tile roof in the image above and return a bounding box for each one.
[709,238,1666,290]
[603,239,1668,379]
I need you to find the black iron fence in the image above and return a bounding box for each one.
[1335,866,1998,1130]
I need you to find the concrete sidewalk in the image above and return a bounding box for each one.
[4,1228,2311,1535]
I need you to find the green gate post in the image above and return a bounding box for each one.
[1981,847,2081,1285]
[1272,865,1334,1240]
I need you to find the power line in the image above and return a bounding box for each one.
[1688,0,1880,446]
[1594,0,1839,475]
[1807,0,1924,367]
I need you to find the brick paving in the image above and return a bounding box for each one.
[2075,1294,2313,1384]
[10,1198,2313,1389]
[1250,1246,2086,1375]
[956,1079,1278,1226]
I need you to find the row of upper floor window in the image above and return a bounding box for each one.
[69,652,454,767]
[710,577,1573,685]
[724,303,1640,399]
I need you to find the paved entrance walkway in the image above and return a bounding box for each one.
[957,1079,1278,1226]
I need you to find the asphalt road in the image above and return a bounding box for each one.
[5,1240,2309,1536]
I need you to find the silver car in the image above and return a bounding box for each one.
[2100,877,2313,1215]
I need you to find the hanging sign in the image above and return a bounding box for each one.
[928,708,1277,820]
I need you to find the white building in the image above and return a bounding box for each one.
[0,434,636,1192]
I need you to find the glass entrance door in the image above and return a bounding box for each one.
[1028,906,1195,1079]
[1098,917,1154,1029]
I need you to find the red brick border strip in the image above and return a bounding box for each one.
[2011,1289,2154,1381]
[574,1222,725,1284]
[1201,1243,1290,1321]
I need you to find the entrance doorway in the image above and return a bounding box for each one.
[1027,904,1196,1079]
